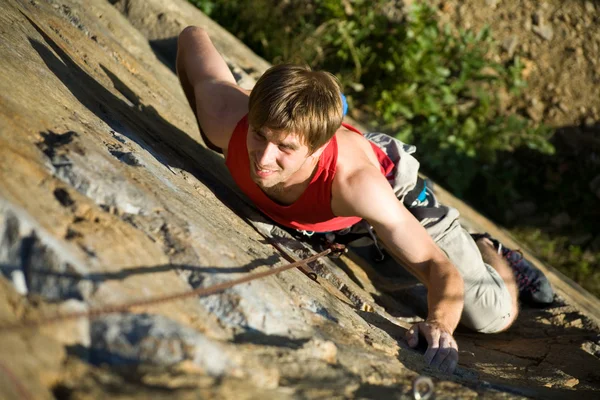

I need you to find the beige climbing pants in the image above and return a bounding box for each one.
[365,132,514,334]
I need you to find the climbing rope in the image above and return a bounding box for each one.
[0,359,34,400]
[0,247,341,333]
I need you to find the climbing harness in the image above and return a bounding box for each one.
[403,177,448,226]
[300,177,450,264]
[0,246,345,333]
[361,220,386,262]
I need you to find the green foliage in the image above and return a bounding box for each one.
[190,0,553,198]
[364,4,554,194]
[514,228,600,298]
[188,0,215,15]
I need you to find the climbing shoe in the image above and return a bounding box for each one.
[471,233,555,306]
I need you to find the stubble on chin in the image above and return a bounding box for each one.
[254,174,285,195]
[263,181,286,196]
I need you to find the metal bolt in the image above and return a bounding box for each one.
[412,376,434,400]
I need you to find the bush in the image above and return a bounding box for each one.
[514,228,600,298]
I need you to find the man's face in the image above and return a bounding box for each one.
[247,125,312,189]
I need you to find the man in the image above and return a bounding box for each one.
[176,26,554,374]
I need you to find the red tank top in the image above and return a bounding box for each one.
[225,115,394,232]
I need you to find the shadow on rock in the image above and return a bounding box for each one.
[0,254,281,294]
[353,383,405,399]
[453,298,600,398]
[24,13,247,218]
[356,310,407,341]
[233,330,310,349]
[149,37,178,72]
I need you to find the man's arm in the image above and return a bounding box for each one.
[332,164,464,373]
[176,26,248,152]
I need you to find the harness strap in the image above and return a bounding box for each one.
[403,177,449,225]
[410,206,449,228]
[403,177,427,208]
[362,220,386,261]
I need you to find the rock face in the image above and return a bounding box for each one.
[0,0,599,399]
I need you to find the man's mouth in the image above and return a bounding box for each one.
[254,162,278,178]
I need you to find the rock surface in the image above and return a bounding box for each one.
[0,0,599,399]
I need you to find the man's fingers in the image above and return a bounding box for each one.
[407,323,458,373]
[439,348,458,374]
[423,327,441,365]
[430,334,452,368]
[406,324,420,348]
[439,336,459,374]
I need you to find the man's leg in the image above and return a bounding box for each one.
[475,237,519,331]
[433,221,515,333]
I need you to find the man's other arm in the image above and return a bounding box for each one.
[176,27,248,152]
[332,164,464,373]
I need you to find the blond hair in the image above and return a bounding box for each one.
[248,64,343,153]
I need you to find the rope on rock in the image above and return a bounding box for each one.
[0,360,34,400]
[0,247,339,333]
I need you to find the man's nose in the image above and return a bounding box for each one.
[257,142,278,166]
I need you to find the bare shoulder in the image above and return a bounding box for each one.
[331,127,388,217]
[334,127,381,179]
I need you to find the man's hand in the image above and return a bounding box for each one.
[406,321,458,374]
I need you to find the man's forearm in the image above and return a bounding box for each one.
[375,223,465,333]
[426,260,464,333]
